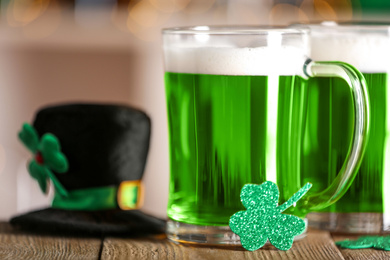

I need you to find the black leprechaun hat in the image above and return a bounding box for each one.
[10,103,165,237]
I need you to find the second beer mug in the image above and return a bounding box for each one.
[162,26,369,245]
[303,22,390,234]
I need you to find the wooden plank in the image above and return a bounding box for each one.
[101,229,344,260]
[333,234,390,260]
[0,222,102,260]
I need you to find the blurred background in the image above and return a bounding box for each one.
[0,0,389,220]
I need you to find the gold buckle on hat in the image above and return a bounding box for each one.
[117,180,144,210]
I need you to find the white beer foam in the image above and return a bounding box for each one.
[311,34,390,73]
[163,46,307,76]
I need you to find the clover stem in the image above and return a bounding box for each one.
[277,182,312,213]
[44,168,69,197]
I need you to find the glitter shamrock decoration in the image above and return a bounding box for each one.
[336,236,390,251]
[229,181,312,251]
[19,123,69,197]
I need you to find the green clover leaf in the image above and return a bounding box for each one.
[40,134,68,173]
[336,236,390,251]
[28,160,49,195]
[19,123,39,153]
[229,181,312,251]
[19,123,69,197]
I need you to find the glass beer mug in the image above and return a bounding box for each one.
[162,26,369,244]
[302,22,390,234]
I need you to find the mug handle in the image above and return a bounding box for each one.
[299,59,370,212]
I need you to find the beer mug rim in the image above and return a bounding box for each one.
[162,25,308,36]
[293,21,390,34]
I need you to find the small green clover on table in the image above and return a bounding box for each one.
[336,236,390,251]
[229,181,312,251]
[19,123,69,197]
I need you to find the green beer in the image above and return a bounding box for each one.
[163,26,369,244]
[165,72,308,225]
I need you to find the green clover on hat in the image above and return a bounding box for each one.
[18,123,69,197]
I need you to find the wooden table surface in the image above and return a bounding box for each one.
[1,222,389,260]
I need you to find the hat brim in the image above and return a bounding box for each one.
[10,208,166,237]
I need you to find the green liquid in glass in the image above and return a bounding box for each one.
[304,72,390,213]
[165,72,310,226]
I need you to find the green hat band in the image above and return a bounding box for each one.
[52,180,143,211]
